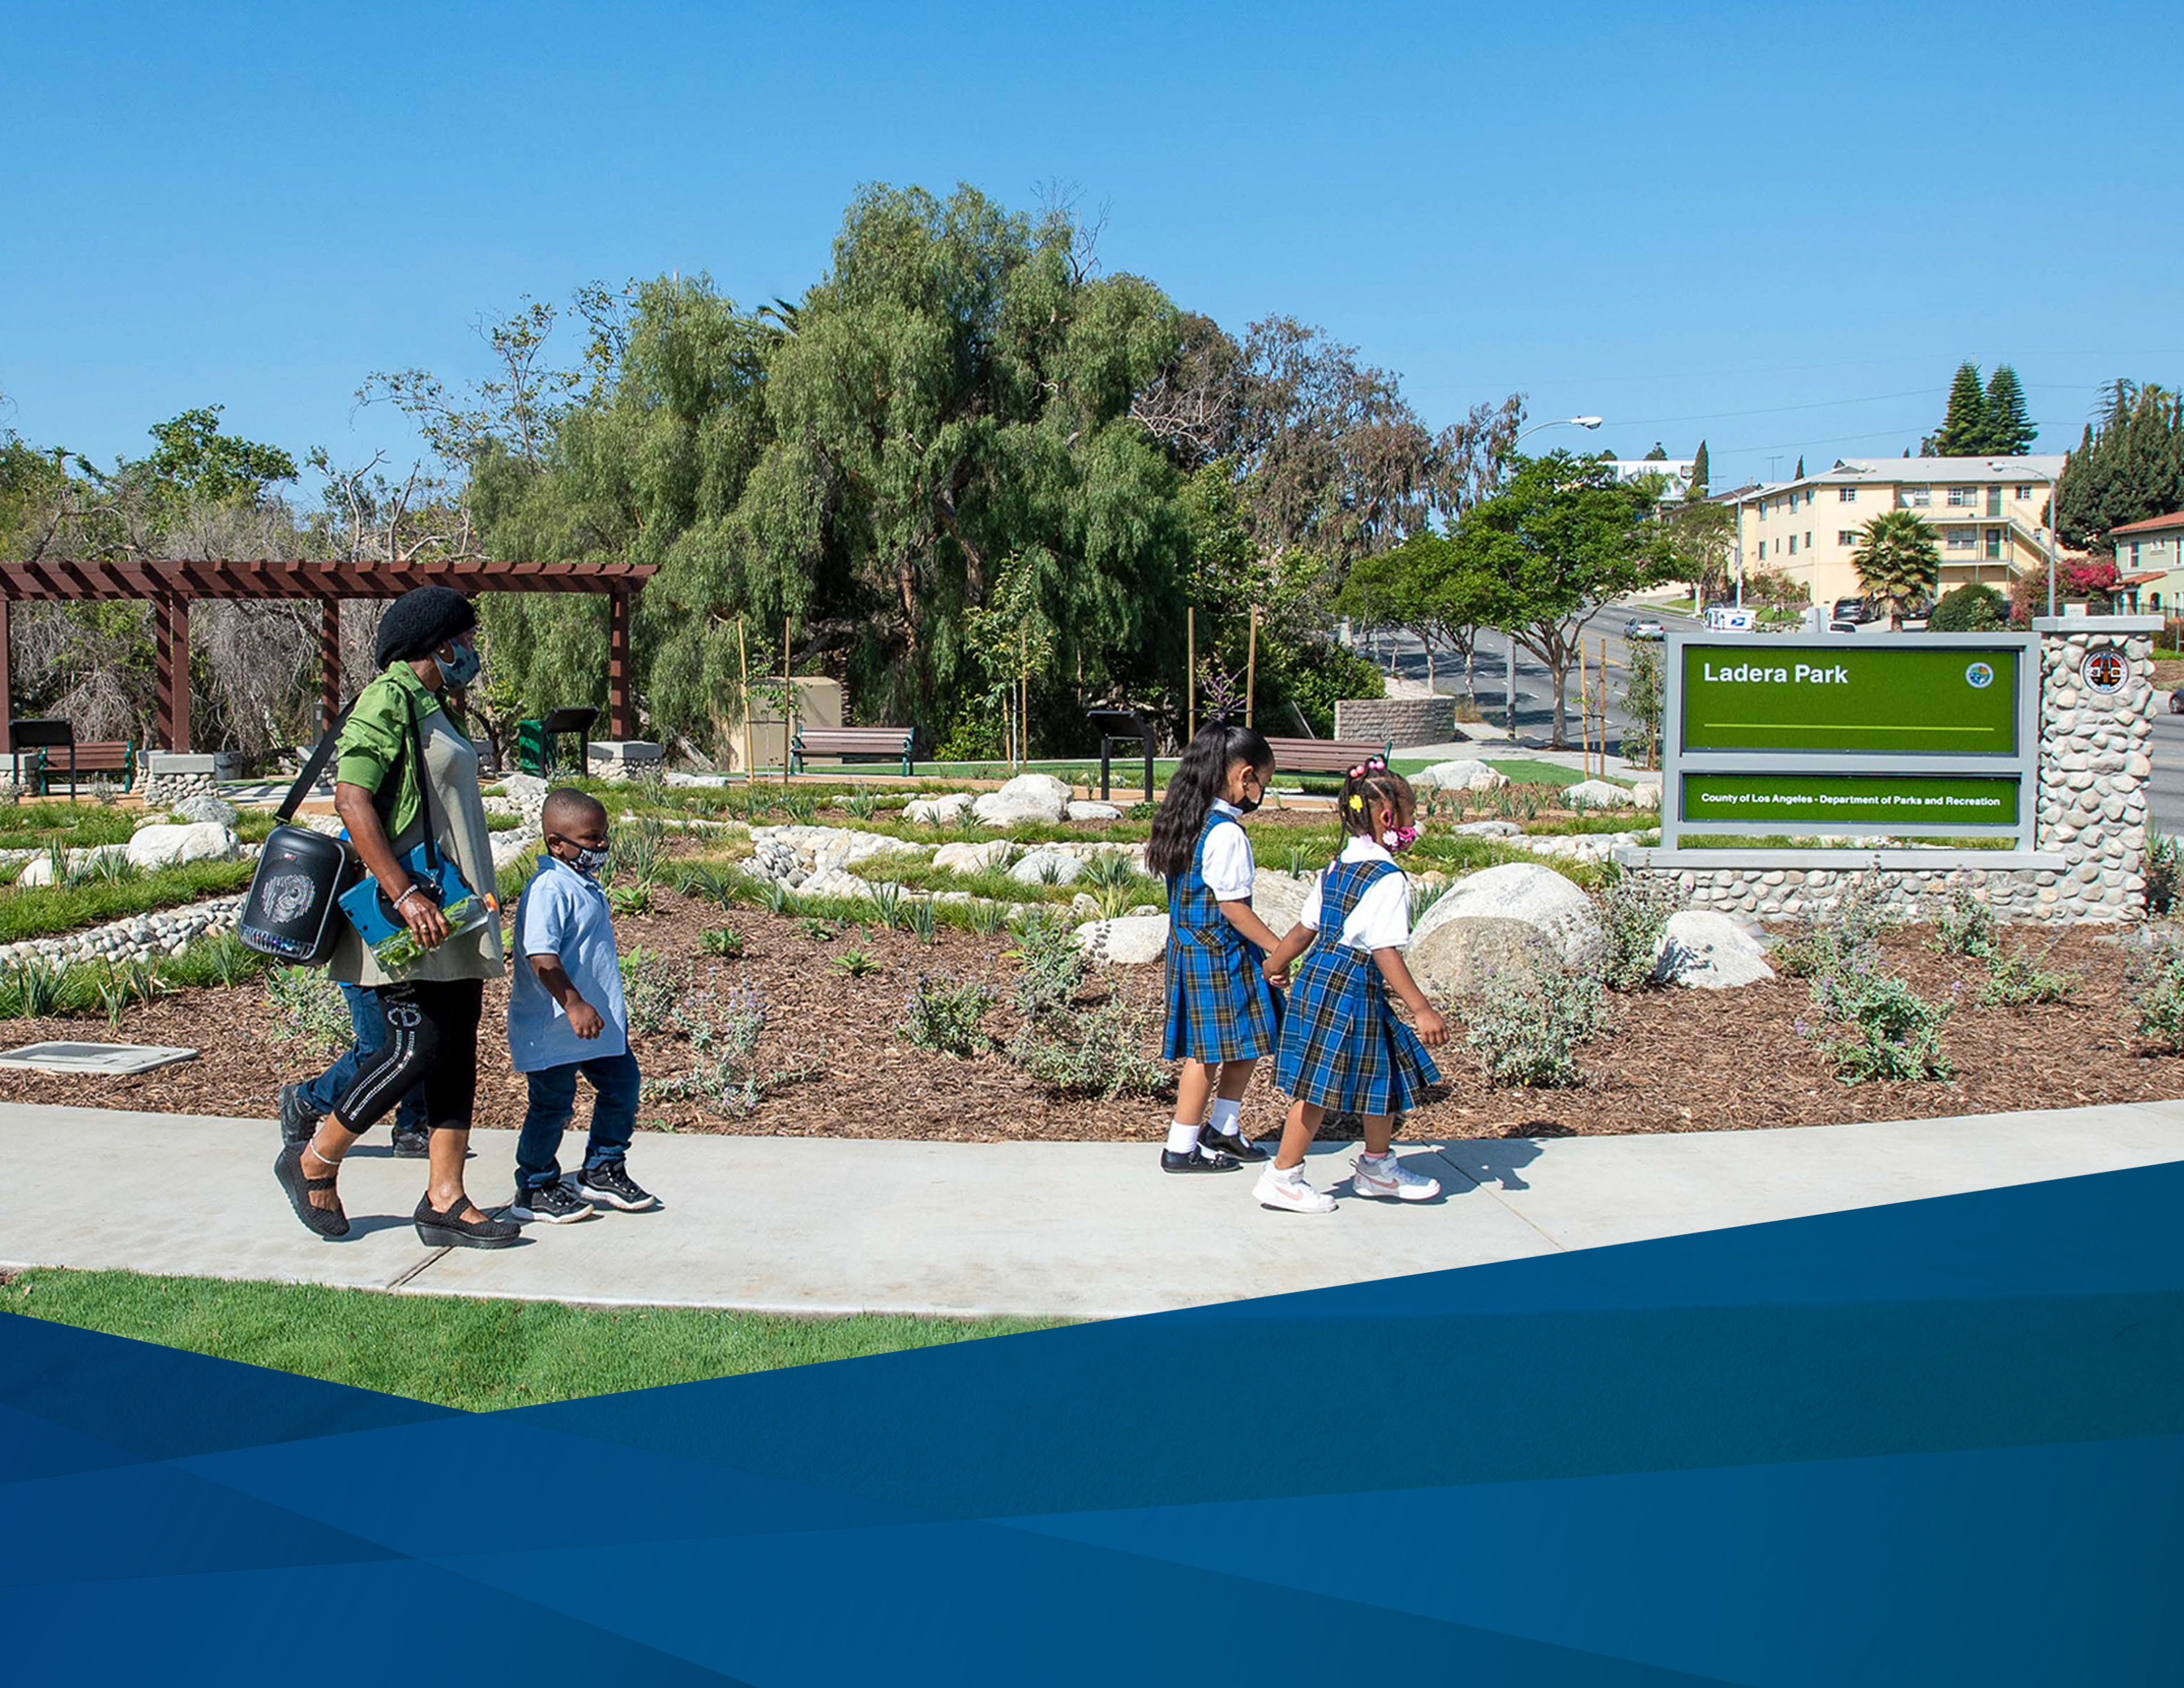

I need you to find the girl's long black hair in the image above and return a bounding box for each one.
[1148,720,1275,879]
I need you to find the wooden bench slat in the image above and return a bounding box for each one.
[1261,737,1392,774]
[791,726,915,776]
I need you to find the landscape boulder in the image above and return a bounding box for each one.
[813,830,927,876]
[1408,861,1606,992]
[933,839,1017,875]
[1406,916,1561,1000]
[905,791,977,825]
[502,773,549,825]
[124,821,241,872]
[1412,759,1509,793]
[1073,913,1170,966]
[1631,780,1662,811]
[172,793,240,828]
[1066,800,1122,821]
[1009,848,1085,886]
[1562,778,1638,810]
[1651,911,1774,989]
[1454,820,1523,837]
[972,773,1072,827]
[1250,867,1312,939]
[16,844,130,888]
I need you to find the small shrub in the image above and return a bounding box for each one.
[655,985,770,1116]
[2136,955,2184,1051]
[158,931,263,989]
[2146,828,2181,917]
[265,966,348,1056]
[758,877,794,915]
[908,898,937,943]
[1928,887,1997,957]
[1592,867,1682,990]
[1035,857,1066,886]
[1466,968,1610,1088]
[1979,946,2078,1008]
[1005,911,1087,1023]
[844,787,879,821]
[798,916,837,942]
[606,883,653,918]
[676,863,731,904]
[1780,873,1893,996]
[1409,881,1448,925]
[1125,800,1157,821]
[781,788,817,823]
[897,972,995,1056]
[5,957,69,1019]
[868,881,905,929]
[1007,1000,1171,1099]
[969,899,1007,935]
[1817,972,1952,1084]
[700,925,745,959]
[619,947,684,1035]
[1285,843,1313,878]
[607,817,666,888]
[833,949,878,978]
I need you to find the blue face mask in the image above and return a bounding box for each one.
[435,639,481,689]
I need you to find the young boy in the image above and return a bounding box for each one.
[507,788,658,1223]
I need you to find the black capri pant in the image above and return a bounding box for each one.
[334,978,484,1133]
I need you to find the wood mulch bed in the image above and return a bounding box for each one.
[0,878,2177,1144]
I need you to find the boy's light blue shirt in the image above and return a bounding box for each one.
[508,854,628,1073]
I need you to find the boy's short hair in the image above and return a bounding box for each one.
[542,788,608,837]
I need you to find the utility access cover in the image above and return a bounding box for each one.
[0,1041,198,1076]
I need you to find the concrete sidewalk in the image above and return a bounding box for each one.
[6,1099,2183,1318]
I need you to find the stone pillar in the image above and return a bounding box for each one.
[2034,616,2158,921]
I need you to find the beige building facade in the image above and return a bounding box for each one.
[2110,509,2184,615]
[1723,455,2064,608]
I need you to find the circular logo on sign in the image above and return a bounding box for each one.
[1964,661,1994,690]
[2081,649,2128,695]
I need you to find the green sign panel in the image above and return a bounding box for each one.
[1680,773,2021,829]
[1680,645,2019,754]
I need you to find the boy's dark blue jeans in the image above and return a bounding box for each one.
[516,1049,641,1190]
[300,983,427,1133]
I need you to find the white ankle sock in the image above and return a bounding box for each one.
[1208,1098,1242,1138]
[1166,1121,1202,1155]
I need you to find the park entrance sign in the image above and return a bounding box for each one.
[1661,631,2038,850]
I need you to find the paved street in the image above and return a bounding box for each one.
[2148,711,2184,838]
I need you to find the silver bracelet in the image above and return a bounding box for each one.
[393,886,427,912]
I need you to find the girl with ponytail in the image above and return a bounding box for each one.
[1255,757,1447,1213]
[1146,720,1282,1172]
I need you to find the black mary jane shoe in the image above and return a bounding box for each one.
[1160,1145,1240,1174]
[1199,1125,1269,1163]
[274,1143,350,1239]
[414,1193,522,1249]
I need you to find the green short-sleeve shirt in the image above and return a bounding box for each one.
[335,663,441,839]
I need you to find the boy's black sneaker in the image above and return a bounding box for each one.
[577,1162,657,1211]
[1160,1144,1239,1173]
[390,1127,430,1159]
[510,1180,597,1224]
[277,1082,320,1147]
[1199,1125,1268,1163]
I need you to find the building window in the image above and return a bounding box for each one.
[2133,542,2143,566]
[1946,527,1976,550]
[1806,532,1813,549]
[1985,528,2003,560]
[1839,487,1856,502]
[2156,593,2164,610]
[1947,486,1977,507]
[2015,485,2033,499]
[1839,530,1857,545]
[1900,487,1931,508]
[1788,535,1797,555]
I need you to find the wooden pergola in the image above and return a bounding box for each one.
[0,559,657,754]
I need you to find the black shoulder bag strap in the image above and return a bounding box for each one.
[401,690,445,880]
[275,700,359,826]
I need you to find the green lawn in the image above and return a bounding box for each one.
[0,858,260,943]
[0,1267,1064,1410]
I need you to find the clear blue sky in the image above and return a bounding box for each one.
[3,0,2178,498]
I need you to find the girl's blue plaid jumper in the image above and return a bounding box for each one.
[1272,857,1439,1114]
[1161,812,1283,1062]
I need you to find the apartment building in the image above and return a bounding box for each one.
[2110,509,2184,614]
[1721,455,2064,607]
[1607,457,1696,499]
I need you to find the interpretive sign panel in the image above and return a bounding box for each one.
[1661,630,2039,850]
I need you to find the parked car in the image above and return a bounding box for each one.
[1623,616,1666,641]
[2169,689,2184,716]
[1832,596,1874,625]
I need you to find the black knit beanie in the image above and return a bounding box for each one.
[375,586,478,667]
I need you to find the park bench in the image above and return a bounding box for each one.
[30,741,135,797]
[790,726,917,777]
[1262,736,1393,778]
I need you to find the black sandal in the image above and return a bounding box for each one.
[414,1192,521,1250]
[274,1143,349,1239]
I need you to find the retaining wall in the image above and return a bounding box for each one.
[1334,695,1455,748]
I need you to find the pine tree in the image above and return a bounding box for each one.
[1690,439,1709,496]
[2055,383,2184,550]
[1981,365,2036,455]
[1794,455,1805,478]
[1933,361,1991,456]
[1643,441,1668,461]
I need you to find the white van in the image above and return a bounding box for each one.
[1702,606,1757,632]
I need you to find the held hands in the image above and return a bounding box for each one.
[1262,957,1291,989]
[394,885,450,951]
[566,998,605,1040]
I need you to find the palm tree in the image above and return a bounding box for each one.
[1852,509,1940,629]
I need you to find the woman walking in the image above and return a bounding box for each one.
[273,585,516,1247]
